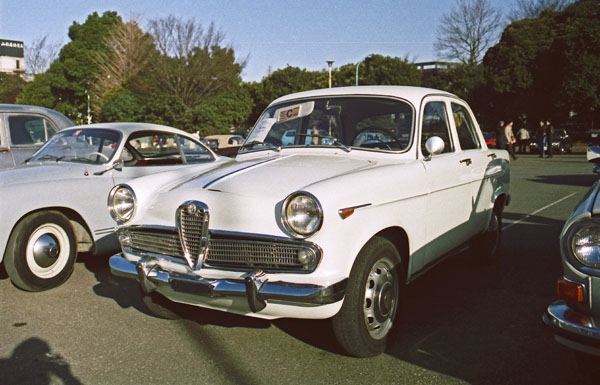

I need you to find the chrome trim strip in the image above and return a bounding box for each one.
[109,254,346,306]
[338,203,372,218]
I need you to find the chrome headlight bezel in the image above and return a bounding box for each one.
[280,191,323,239]
[108,184,137,224]
[564,218,600,269]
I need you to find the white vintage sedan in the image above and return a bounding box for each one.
[0,122,225,292]
[108,86,511,357]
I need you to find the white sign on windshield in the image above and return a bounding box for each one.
[247,118,276,143]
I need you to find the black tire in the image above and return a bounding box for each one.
[332,236,403,357]
[4,211,77,291]
[471,210,501,264]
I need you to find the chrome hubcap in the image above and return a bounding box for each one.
[33,234,61,268]
[26,223,71,279]
[364,259,398,340]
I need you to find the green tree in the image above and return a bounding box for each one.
[245,66,320,125]
[18,11,121,122]
[0,73,26,103]
[482,0,600,126]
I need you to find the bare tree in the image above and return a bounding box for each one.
[508,0,573,22]
[92,15,155,107]
[25,35,61,76]
[146,15,247,107]
[434,0,503,65]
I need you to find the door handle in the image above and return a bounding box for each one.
[487,153,497,160]
[460,158,472,166]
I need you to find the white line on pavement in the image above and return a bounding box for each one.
[503,192,579,230]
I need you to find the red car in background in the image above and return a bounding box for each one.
[484,132,496,148]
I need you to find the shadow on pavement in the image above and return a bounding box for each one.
[81,252,270,329]
[528,174,597,187]
[0,337,82,385]
[381,214,588,384]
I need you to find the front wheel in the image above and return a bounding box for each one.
[332,237,403,357]
[4,211,77,291]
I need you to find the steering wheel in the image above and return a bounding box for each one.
[352,127,400,150]
[88,152,110,162]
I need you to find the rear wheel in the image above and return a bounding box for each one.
[332,237,403,357]
[4,211,77,291]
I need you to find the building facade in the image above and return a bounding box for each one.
[0,39,25,76]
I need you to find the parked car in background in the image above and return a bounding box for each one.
[0,122,225,292]
[0,104,73,170]
[108,86,510,357]
[529,129,573,154]
[543,179,600,375]
[202,134,244,156]
[484,132,497,148]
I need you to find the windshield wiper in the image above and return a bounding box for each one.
[295,134,351,152]
[240,140,281,152]
[32,154,62,162]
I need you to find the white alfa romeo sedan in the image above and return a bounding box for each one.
[108,86,511,357]
[0,122,223,292]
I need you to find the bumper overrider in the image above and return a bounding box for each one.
[109,253,347,318]
[543,301,600,356]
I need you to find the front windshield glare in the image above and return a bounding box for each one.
[31,128,120,164]
[241,97,414,153]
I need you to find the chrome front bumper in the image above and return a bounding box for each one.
[109,253,347,316]
[543,301,600,356]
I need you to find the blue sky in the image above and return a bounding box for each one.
[0,0,517,82]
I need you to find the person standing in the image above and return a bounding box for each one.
[504,120,517,160]
[546,119,555,158]
[496,120,506,150]
[536,120,546,157]
[516,126,530,153]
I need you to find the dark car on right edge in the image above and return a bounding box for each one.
[544,180,600,376]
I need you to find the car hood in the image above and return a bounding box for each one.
[168,153,376,198]
[0,162,90,188]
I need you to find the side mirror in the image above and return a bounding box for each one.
[112,158,123,171]
[94,159,123,175]
[424,136,445,160]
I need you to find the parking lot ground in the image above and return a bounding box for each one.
[0,153,597,384]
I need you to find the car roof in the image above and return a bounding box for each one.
[269,86,456,107]
[0,104,74,128]
[62,122,196,137]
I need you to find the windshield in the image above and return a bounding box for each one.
[241,96,414,153]
[31,128,120,164]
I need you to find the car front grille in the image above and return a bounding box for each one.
[125,227,320,273]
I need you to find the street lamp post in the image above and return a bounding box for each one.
[326,60,334,88]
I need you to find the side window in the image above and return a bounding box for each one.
[452,103,480,150]
[178,136,213,163]
[126,132,183,166]
[421,102,453,155]
[8,116,55,145]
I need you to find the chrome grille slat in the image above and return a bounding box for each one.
[126,228,311,271]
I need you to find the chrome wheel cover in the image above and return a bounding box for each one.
[26,223,71,278]
[363,257,398,340]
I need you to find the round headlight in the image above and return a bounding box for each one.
[571,223,600,267]
[281,192,323,238]
[108,184,136,223]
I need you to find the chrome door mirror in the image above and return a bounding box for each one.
[424,136,445,160]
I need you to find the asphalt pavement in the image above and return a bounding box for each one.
[0,153,596,385]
